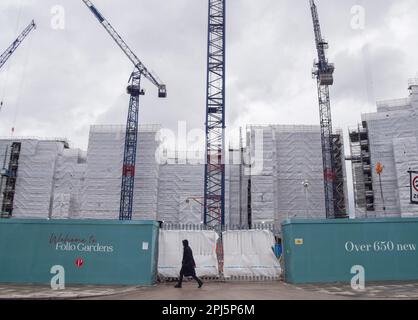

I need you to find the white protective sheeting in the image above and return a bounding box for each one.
[157,164,204,224]
[158,230,219,278]
[247,125,330,232]
[247,127,277,225]
[80,125,161,220]
[223,230,281,278]
[0,139,66,219]
[362,101,418,217]
[350,84,418,217]
[227,152,247,226]
[393,137,418,217]
[52,148,87,219]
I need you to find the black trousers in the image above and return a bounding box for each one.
[178,269,202,285]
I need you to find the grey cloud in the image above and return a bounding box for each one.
[0,0,417,152]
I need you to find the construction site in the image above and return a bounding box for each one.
[1,0,418,299]
[349,80,418,218]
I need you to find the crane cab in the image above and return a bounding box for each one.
[158,85,167,98]
[319,73,334,86]
[127,84,144,96]
[319,64,335,86]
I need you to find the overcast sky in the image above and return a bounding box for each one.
[1,0,418,150]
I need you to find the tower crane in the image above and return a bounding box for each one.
[309,0,341,219]
[0,20,36,112]
[0,20,36,71]
[82,0,166,220]
[204,0,226,230]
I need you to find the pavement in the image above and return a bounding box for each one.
[0,284,140,300]
[85,281,347,300]
[295,282,418,300]
[1,281,418,300]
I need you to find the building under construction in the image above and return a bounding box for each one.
[0,124,348,234]
[349,79,418,218]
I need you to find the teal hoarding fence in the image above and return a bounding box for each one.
[0,219,160,286]
[282,218,418,284]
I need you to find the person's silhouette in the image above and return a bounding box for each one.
[175,240,203,288]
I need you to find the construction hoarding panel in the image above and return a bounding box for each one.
[0,219,160,286]
[283,218,418,284]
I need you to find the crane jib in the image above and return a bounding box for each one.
[0,20,36,71]
[88,5,105,23]
[82,0,166,94]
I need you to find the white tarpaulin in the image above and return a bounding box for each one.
[158,230,219,278]
[246,125,329,232]
[223,230,281,278]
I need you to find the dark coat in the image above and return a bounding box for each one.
[181,240,196,277]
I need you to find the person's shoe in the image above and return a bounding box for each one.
[198,281,203,288]
[174,284,182,288]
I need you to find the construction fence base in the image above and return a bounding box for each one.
[158,276,281,283]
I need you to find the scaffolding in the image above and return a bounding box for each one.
[1,142,21,218]
[349,122,375,215]
[408,77,418,88]
[332,133,348,217]
[409,78,418,97]
[0,137,70,149]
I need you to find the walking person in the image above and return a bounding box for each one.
[175,240,203,288]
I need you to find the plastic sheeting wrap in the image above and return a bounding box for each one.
[80,127,124,219]
[223,230,281,278]
[363,104,418,216]
[227,152,246,226]
[81,125,161,220]
[393,137,418,217]
[351,85,418,217]
[158,230,219,278]
[157,164,204,224]
[247,127,277,225]
[0,139,67,219]
[247,125,329,232]
[52,193,71,218]
[52,149,87,219]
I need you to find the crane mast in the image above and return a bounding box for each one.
[82,0,166,220]
[310,0,337,219]
[0,20,36,71]
[204,0,226,230]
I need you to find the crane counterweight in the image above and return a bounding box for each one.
[158,85,167,98]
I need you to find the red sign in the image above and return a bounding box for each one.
[75,258,84,268]
[413,176,418,193]
[410,171,418,204]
